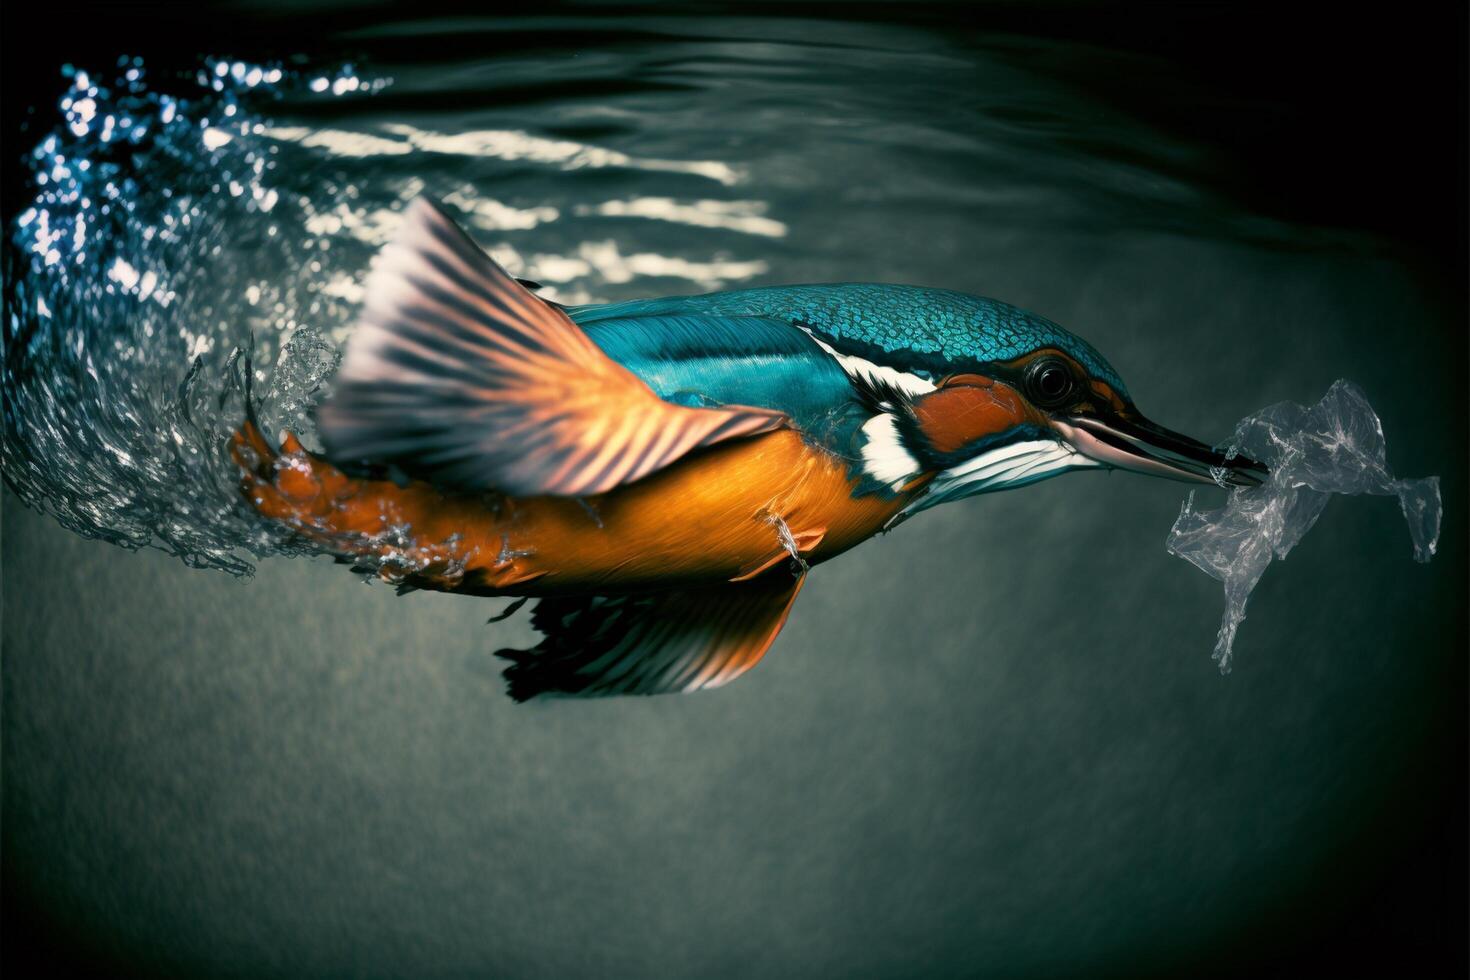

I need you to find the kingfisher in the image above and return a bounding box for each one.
[233,198,1265,701]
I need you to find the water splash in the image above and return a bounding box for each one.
[1166,380,1441,672]
[2,58,380,573]
[2,56,772,576]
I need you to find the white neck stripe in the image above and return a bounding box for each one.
[798,327,937,400]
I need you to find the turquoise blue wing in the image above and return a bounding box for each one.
[573,312,867,450]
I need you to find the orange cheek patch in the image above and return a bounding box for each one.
[911,382,1031,455]
[1089,379,1127,412]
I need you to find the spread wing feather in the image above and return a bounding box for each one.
[315,197,787,496]
[496,569,806,700]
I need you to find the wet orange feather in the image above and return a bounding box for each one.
[233,423,925,597]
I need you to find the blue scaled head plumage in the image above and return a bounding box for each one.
[780,284,1267,520]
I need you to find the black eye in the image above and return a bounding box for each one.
[1025,358,1075,408]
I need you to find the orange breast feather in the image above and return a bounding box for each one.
[234,422,925,597]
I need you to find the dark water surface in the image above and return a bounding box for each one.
[3,4,1465,977]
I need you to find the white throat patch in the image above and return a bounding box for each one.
[898,438,1100,519]
[858,413,921,491]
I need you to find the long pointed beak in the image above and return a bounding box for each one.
[1054,411,1268,488]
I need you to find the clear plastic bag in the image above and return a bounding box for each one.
[1166,380,1441,672]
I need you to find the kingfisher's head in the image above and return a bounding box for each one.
[806,289,1267,520]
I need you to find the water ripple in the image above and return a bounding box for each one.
[263,121,743,185]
